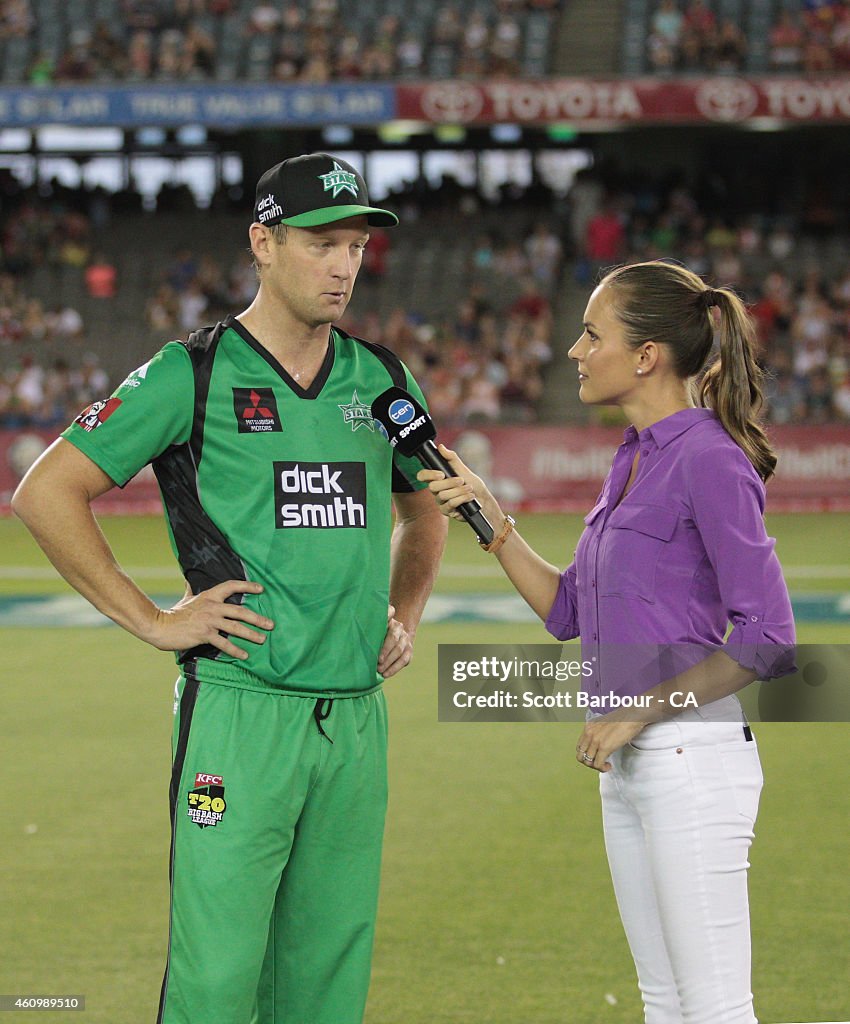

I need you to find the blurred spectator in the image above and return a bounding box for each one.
[751,270,794,355]
[764,363,806,425]
[302,47,333,82]
[509,277,552,325]
[85,255,118,299]
[157,30,184,78]
[831,9,850,67]
[249,2,281,34]
[167,248,199,292]
[177,280,209,331]
[494,240,529,278]
[525,222,563,292]
[91,22,125,77]
[585,202,626,267]
[802,24,834,69]
[1,0,33,37]
[28,53,55,85]
[769,11,805,70]
[804,366,835,422]
[47,304,84,341]
[128,31,155,78]
[397,34,424,74]
[336,33,362,79]
[362,228,391,279]
[56,33,97,82]
[652,0,684,47]
[282,2,304,31]
[714,19,747,71]
[183,23,216,77]
[12,355,45,418]
[833,372,850,419]
[462,365,501,421]
[648,29,677,71]
[683,0,715,38]
[146,284,179,331]
[124,0,161,32]
[500,352,543,421]
[434,4,462,45]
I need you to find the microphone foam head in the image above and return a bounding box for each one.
[370,386,436,456]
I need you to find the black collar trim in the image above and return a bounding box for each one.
[225,315,335,400]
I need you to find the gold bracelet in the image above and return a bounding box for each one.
[481,515,516,554]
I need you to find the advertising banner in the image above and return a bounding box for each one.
[0,83,395,128]
[3,78,850,129]
[397,77,850,126]
[1,424,848,516]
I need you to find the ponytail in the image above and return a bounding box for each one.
[698,289,777,482]
[602,262,778,483]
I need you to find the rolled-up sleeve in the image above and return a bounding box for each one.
[545,561,580,641]
[687,447,796,679]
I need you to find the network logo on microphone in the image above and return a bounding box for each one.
[388,399,416,425]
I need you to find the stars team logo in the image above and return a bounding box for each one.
[318,161,359,199]
[338,390,375,432]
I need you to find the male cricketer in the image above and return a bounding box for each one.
[12,153,447,1024]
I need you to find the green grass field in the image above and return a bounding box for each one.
[1,513,848,1024]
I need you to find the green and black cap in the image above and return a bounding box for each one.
[253,153,398,229]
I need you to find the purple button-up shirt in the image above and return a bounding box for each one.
[545,409,796,696]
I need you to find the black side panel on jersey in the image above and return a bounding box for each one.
[152,322,246,664]
[344,330,416,493]
[156,671,200,1024]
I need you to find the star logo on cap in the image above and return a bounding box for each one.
[339,389,375,432]
[318,161,359,199]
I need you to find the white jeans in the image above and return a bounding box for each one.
[599,696,763,1024]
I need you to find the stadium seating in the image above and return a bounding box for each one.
[624,0,850,75]
[1,0,562,83]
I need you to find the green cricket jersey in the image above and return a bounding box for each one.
[62,316,428,696]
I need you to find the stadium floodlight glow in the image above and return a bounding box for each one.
[136,127,167,147]
[490,123,522,143]
[746,118,785,132]
[175,124,207,146]
[377,120,431,144]
[547,123,578,142]
[0,129,31,151]
[323,125,354,145]
[36,126,124,151]
[434,124,467,144]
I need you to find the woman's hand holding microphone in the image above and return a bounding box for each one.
[416,444,503,530]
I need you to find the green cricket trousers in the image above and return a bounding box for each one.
[157,673,389,1024]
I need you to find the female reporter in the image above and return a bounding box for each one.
[419,260,795,1024]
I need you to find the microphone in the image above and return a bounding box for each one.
[371,386,494,546]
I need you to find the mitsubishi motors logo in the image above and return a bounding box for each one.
[233,387,282,433]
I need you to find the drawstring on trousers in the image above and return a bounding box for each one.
[313,698,334,742]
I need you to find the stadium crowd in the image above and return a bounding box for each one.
[0,272,110,428]
[3,167,850,427]
[569,166,850,425]
[646,0,850,73]
[1,0,561,85]
[139,224,558,426]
